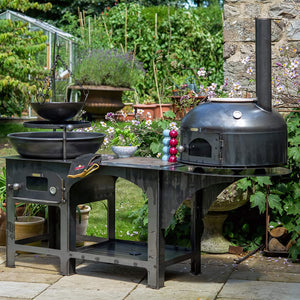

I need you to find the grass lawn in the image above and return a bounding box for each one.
[86,178,145,241]
[0,122,146,242]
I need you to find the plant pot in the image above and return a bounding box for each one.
[171,95,206,119]
[111,146,138,158]
[133,104,173,119]
[14,216,45,247]
[0,203,25,246]
[69,85,132,120]
[76,205,91,247]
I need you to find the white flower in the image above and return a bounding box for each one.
[210,83,217,90]
[197,68,206,77]
[103,137,110,145]
[100,121,107,127]
[107,127,115,134]
[228,90,235,97]
[132,120,140,126]
[145,119,152,126]
[242,56,250,64]
[136,109,144,115]
[246,67,253,74]
[146,112,152,119]
[277,85,285,92]
[233,82,241,90]
[156,153,161,158]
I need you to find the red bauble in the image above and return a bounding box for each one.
[169,130,178,138]
[168,155,177,162]
[169,147,178,155]
[169,138,178,147]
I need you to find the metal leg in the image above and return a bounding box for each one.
[191,190,203,274]
[147,173,165,289]
[107,193,115,240]
[48,206,59,249]
[59,202,75,275]
[6,197,16,268]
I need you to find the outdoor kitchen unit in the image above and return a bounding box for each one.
[178,18,287,168]
[4,18,290,290]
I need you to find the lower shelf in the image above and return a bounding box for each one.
[71,239,192,267]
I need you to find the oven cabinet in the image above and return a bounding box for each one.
[5,158,68,204]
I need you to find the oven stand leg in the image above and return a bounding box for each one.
[6,197,16,268]
[107,194,115,239]
[146,176,165,289]
[59,202,76,275]
[48,206,59,249]
[191,189,203,274]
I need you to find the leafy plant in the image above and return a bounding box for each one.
[0,167,6,209]
[0,0,51,117]
[74,48,145,89]
[72,3,224,103]
[130,193,191,246]
[89,110,179,156]
[233,112,300,259]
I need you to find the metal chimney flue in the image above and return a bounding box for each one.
[256,18,272,112]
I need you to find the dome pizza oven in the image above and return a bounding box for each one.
[178,18,287,168]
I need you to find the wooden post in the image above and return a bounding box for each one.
[88,17,91,46]
[125,6,128,53]
[153,60,163,119]
[155,13,158,39]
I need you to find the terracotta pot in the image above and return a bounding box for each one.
[76,205,91,247]
[133,103,173,119]
[0,203,25,246]
[15,216,45,243]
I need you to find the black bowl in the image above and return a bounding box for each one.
[8,132,105,159]
[30,102,84,122]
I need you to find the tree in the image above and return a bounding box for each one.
[0,0,51,117]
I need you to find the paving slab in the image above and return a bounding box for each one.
[35,273,141,300]
[218,279,300,300]
[128,278,223,300]
[0,281,49,299]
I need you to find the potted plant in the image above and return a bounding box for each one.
[92,112,141,158]
[70,48,145,119]
[133,96,173,120]
[76,204,91,247]
[14,203,46,247]
[0,167,32,245]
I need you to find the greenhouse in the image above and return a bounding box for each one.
[0,10,75,72]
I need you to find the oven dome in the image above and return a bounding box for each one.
[178,98,287,168]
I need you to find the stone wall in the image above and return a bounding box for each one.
[223,0,300,99]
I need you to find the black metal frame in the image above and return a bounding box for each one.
[5,156,290,288]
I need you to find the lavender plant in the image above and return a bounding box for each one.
[74,48,145,88]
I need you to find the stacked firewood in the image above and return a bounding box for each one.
[267,227,292,253]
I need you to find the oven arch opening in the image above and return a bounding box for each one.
[189,138,212,157]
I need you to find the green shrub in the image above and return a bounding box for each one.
[73,3,223,102]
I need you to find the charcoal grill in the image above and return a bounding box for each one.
[4,18,290,289]
[178,18,287,168]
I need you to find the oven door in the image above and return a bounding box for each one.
[179,132,222,166]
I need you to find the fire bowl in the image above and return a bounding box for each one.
[8,132,105,159]
[30,102,84,122]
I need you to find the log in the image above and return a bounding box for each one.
[269,227,288,238]
[268,238,286,252]
[286,239,296,250]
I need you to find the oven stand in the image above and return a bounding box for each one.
[62,165,234,289]
[5,157,242,289]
